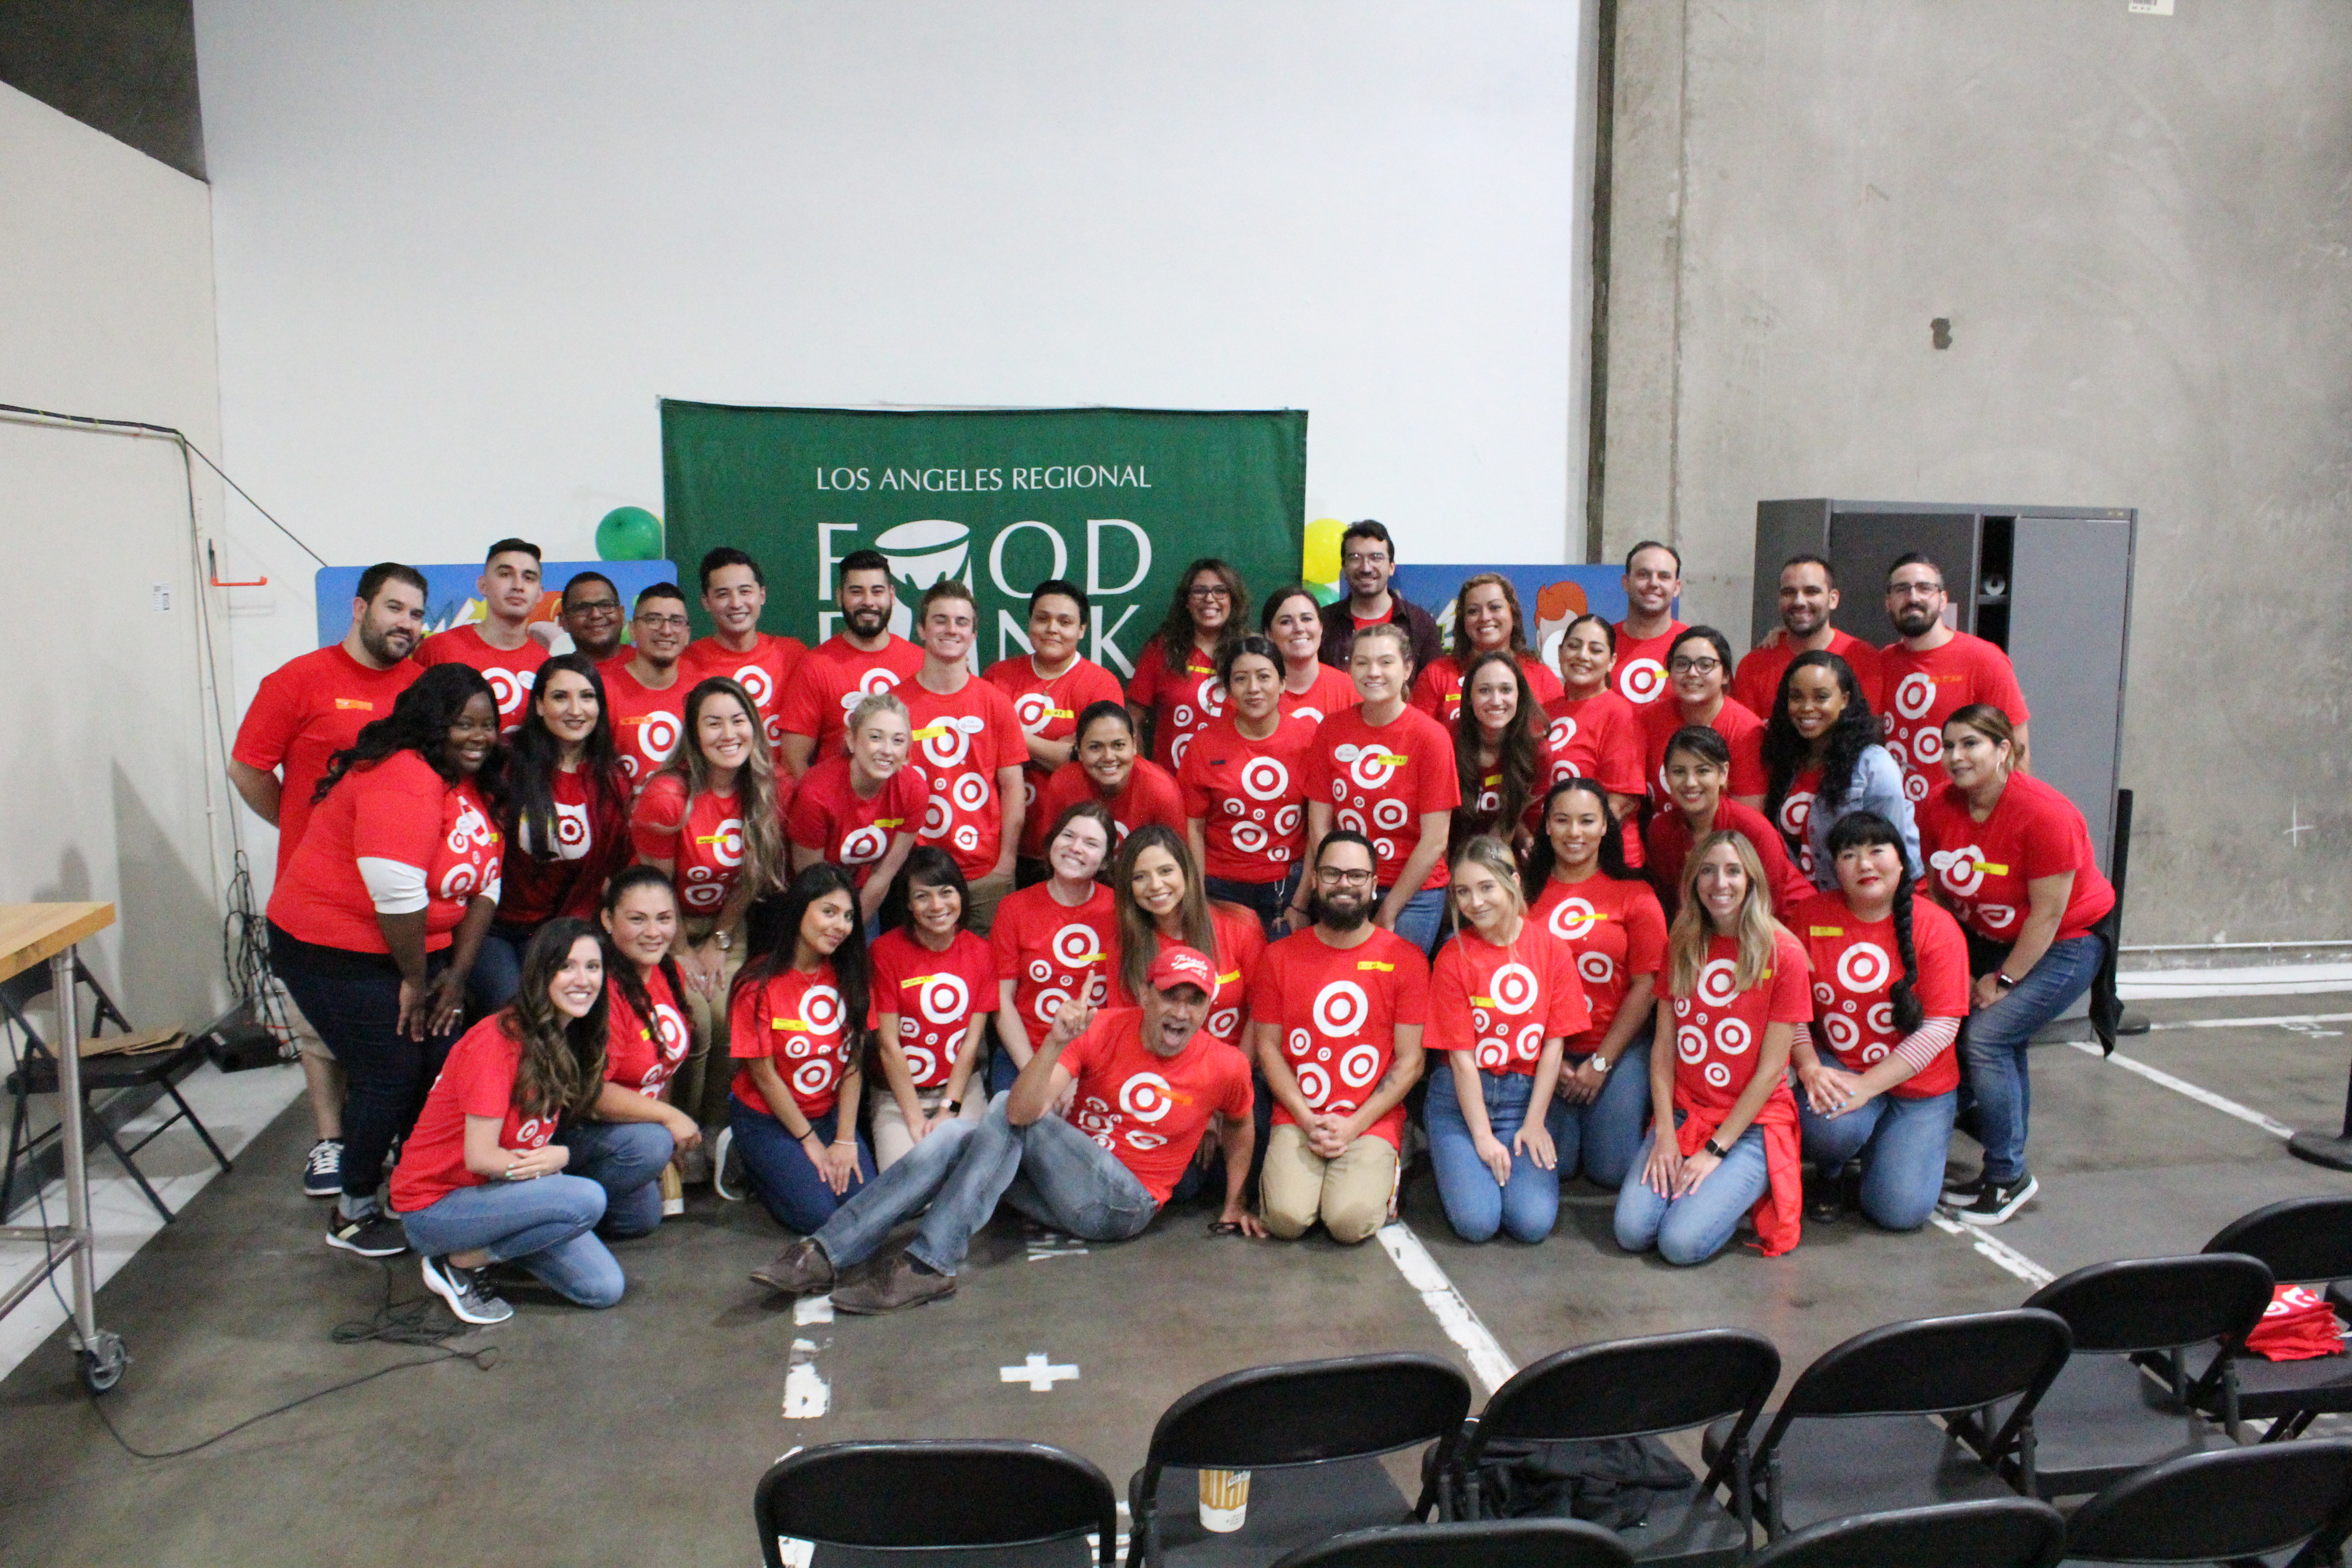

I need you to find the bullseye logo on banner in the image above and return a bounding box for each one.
[659,403,1306,675]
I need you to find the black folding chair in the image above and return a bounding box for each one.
[1712,1309,2071,1539]
[755,1439,1119,1568]
[1959,1254,2271,1496]
[1436,1329,1779,1566]
[1267,1519,1632,1568]
[2188,1195,2352,1441]
[1127,1352,1475,1568]
[1743,1498,2065,1568]
[2,957,230,1224]
[2062,1437,2352,1567]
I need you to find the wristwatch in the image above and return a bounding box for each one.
[1703,1137,1729,1159]
[946,1099,963,1115]
[1589,1054,1612,1075]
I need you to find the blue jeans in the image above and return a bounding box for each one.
[398,1174,623,1307]
[1959,934,2105,1185]
[1207,870,1299,944]
[270,926,456,1214]
[1545,1029,1654,1189]
[1385,884,1450,957]
[1426,1063,1559,1244]
[730,1102,877,1235]
[468,922,535,1014]
[812,1093,1157,1277]
[1798,1089,1957,1231]
[1614,1117,1770,1266]
[557,1119,675,1240]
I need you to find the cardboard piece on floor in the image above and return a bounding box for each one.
[80,1027,184,1058]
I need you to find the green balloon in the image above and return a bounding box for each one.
[596,505,663,562]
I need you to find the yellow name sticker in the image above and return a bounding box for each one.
[771,1019,808,1032]
[1974,860,2010,876]
[334,697,375,711]
[911,724,948,740]
[1809,925,1844,937]
[1358,960,1395,972]
[1378,753,1409,766]
[1471,995,1494,1008]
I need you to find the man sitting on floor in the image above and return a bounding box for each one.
[750,945,1262,1313]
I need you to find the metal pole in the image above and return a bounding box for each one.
[2288,1052,2352,1171]
[50,948,97,1342]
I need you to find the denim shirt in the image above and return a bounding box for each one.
[1805,743,1924,889]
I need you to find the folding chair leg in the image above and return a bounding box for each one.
[86,1094,176,1223]
[166,1083,233,1175]
[1,1081,31,1221]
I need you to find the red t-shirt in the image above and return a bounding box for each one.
[1180,715,1318,883]
[868,926,996,1089]
[1246,926,1430,1148]
[414,623,549,735]
[683,632,810,757]
[1916,773,2116,944]
[232,643,421,877]
[902,676,1029,880]
[730,964,856,1119]
[1643,798,1813,920]
[776,633,928,762]
[1775,767,1824,884]
[784,755,927,889]
[1429,922,1591,1077]
[389,1015,559,1213]
[1277,666,1360,728]
[1058,1008,1255,1205]
[1642,698,1768,804]
[1307,704,1462,891]
[1410,653,1565,726]
[1036,758,1187,853]
[992,881,1118,1038]
[1877,632,2030,799]
[630,773,747,916]
[1666,930,1811,1118]
[1106,904,1268,1048]
[1789,889,1968,1098]
[602,661,690,786]
[604,965,691,1101]
[497,765,632,927]
[1529,873,1669,1049]
[1611,620,1689,709]
[1730,630,1884,723]
[1461,733,1566,843]
[1127,636,1225,770]
[1540,686,1647,797]
[983,654,1127,858]
[267,753,502,954]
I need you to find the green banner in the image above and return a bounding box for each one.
[659,403,1306,676]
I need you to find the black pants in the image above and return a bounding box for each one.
[270,923,456,1207]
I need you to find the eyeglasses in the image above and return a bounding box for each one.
[1314,867,1375,886]
[1342,552,1390,568]
[1888,581,1945,598]
[1668,657,1721,675]
[635,613,691,631]
[1187,585,1231,601]
[567,600,622,617]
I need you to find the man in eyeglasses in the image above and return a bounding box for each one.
[1315,520,1442,675]
[557,571,627,665]
[602,583,695,788]
[1876,554,2030,797]
[1247,831,1428,1245]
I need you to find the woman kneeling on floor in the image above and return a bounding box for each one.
[390,918,628,1324]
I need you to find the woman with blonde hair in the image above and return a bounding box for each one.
[1614,829,1809,1264]
[784,688,923,927]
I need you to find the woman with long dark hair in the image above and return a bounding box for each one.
[1642,725,1812,921]
[1637,626,1767,808]
[723,863,877,1231]
[1262,584,1360,725]
[268,663,507,1259]
[1182,635,1315,939]
[1412,573,1563,725]
[1106,824,1265,1050]
[989,801,1118,1095]
[1787,812,1969,1231]
[1761,650,1919,888]
[577,867,698,1228]
[1034,701,1186,848]
[1128,557,1249,769]
[389,919,622,1323]
[1525,777,1667,1189]
[476,653,632,1009]
[868,848,993,1167]
[1448,650,1554,858]
[1544,613,1647,835]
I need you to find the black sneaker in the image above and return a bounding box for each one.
[325,1210,408,1257]
[1808,1166,1849,1225]
[1955,1174,2038,1226]
[302,1139,343,1199]
[1941,1171,1985,1205]
[420,1254,513,1325]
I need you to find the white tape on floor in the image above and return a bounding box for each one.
[2066,1040,2295,1138]
[1929,1213,2056,1288]
[1377,1220,1518,1395]
[2146,1012,2352,1033]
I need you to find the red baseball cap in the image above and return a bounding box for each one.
[1146,945,1216,996]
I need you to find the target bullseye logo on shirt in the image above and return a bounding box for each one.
[1014,691,1054,732]
[1893,671,1936,721]
[836,666,906,719]
[1547,714,1579,755]
[1618,658,1666,705]
[552,800,592,858]
[839,823,889,866]
[637,710,681,772]
[1695,959,1741,1008]
[1335,742,1401,791]
[483,666,537,720]
[1313,980,1370,1037]
[1930,844,1988,897]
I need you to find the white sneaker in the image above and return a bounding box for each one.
[711,1126,743,1202]
[421,1254,513,1326]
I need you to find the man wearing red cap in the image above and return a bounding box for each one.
[749,943,1260,1313]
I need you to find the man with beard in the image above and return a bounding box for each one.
[1314,520,1443,674]
[230,561,427,1197]
[603,583,695,787]
[1247,831,1429,1244]
[777,549,928,779]
[1730,554,1883,716]
[556,570,627,665]
[1876,553,2030,794]
[748,945,1260,1313]
[1611,540,1690,710]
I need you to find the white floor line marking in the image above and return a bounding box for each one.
[1378,1220,1518,1395]
[1000,1352,1079,1391]
[792,1294,833,1325]
[783,1338,830,1418]
[1929,1213,2056,1288]
[2066,1040,2296,1138]
[2146,1012,2352,1033]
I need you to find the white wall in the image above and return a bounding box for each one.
[0,82,233,1026]
[193,0,1588,701]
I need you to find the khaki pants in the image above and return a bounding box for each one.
[1259,1123,1397,1244]
[871,1084,987,1169]
[965,871,1014,936]
[675,931,746,1131]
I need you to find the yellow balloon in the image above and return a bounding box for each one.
[1303,517,1347,584]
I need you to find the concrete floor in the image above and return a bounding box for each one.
[5,994,2352,1567]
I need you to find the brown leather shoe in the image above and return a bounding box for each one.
[831,1253,956,1314]
[749,1237,834,1295]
